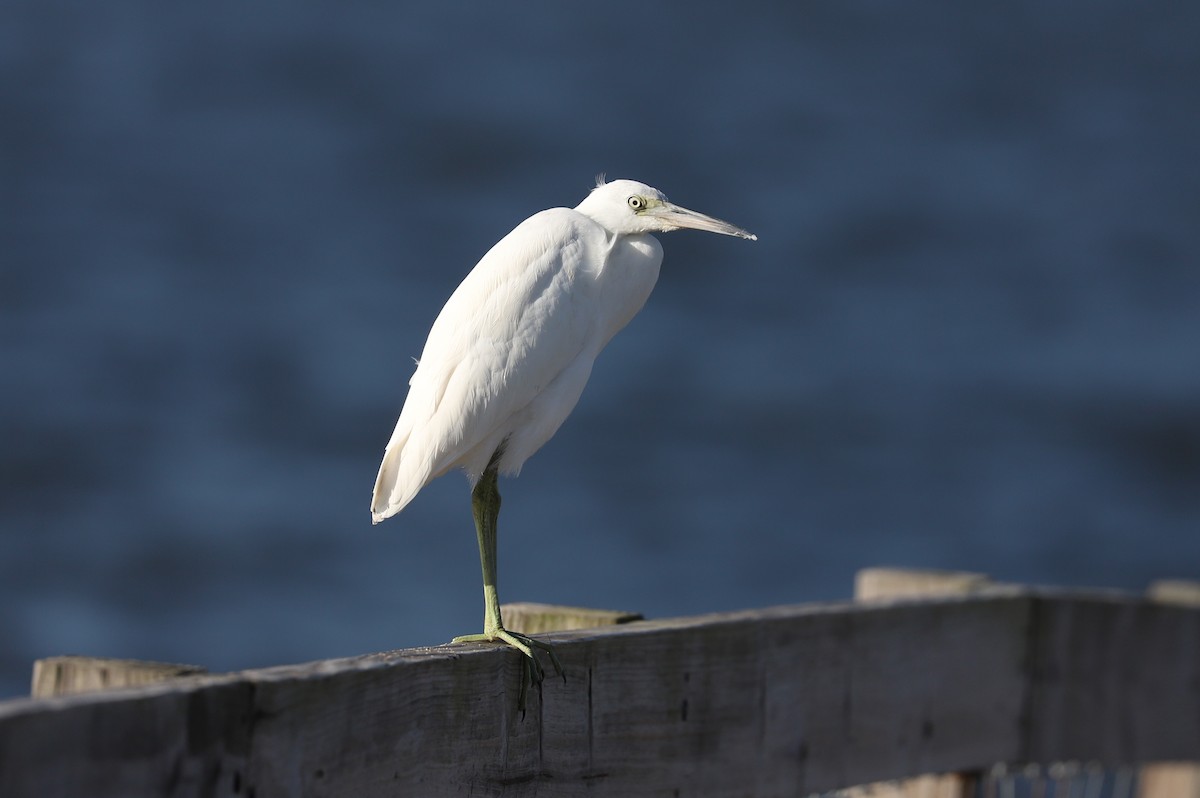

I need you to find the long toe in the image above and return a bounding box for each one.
[495,629,546,682]
[526,637,564,680]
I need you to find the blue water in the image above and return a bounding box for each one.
[2,2,1198,699]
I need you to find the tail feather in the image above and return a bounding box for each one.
[370,432,429,524]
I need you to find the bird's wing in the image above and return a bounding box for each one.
[371,209,605,521]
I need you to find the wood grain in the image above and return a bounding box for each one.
[2,588,1198,797]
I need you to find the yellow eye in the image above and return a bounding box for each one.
[627,195,645,211]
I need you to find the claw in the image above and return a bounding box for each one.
[452,629,562,711]
[454,463,566,712]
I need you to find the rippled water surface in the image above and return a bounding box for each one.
[2,2,1198,698]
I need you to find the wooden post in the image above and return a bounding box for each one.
[1148,579,1200,607]
[500,602,642,634]
[855,567,991,601]
[1139,580,1200,798]
[847,567,990,798]
[31,656,206,699]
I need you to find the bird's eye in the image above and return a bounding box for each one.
[627,195,644,211]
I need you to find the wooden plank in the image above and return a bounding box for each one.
[1024,590,1200,765]
[843,773,981,798]
[31,656,206,698]
[1139,580,1200,798]
[855,567,992,601]
[852,568,991,798]
[500,602,643,634]
[25,606,625,701]
[0,597,1030,797]
[1140,763,1200,798]
[1,590,1197,797]
[1148,579,1200,606]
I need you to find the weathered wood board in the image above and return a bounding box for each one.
[1,589,1197,797]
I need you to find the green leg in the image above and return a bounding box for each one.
[452,463,563,706]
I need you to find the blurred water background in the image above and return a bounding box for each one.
[2,2,1197,699]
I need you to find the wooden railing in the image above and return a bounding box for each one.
[1,568,1197,797]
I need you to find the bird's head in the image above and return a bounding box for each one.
[576,177,757,241]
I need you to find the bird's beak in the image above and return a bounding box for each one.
[651,202,758,241]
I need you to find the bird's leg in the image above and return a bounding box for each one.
[472,465,505,638]
[452,465,563,706]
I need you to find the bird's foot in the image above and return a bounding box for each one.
[452,628,564,711]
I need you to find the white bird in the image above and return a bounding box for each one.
[371,177,755,692]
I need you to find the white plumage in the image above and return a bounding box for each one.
[371,178,754,523]
[367,177,754,699]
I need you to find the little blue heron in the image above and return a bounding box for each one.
[371,177,756,694]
